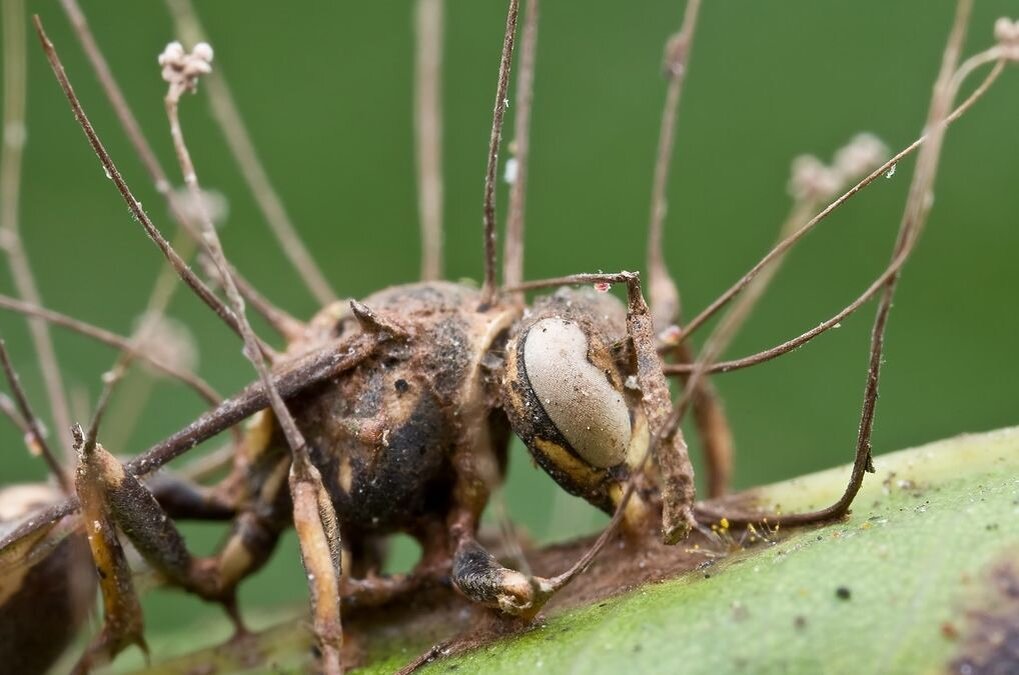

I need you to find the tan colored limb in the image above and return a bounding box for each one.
[70,427,146,674]
[0,333,378,561]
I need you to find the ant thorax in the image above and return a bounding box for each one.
[278,282,518,538]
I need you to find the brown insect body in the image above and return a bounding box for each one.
[0,280,654,673]
[0,486,95,674]
[273,281,652,565]
[287,282,517,542]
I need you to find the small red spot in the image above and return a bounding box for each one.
[940,621,959,640]
[594,282,611,293]
[659,325,682,345]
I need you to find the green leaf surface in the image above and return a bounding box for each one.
[127,427,1019,674]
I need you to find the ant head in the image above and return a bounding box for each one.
[501,287,649,514]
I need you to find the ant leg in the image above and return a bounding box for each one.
[72,434,147,672]
[287,456,344,673]
[70,427,290,668]
[444,402,558,619]
[449,510,551,620]
[444,417,630,620]
[146,469,236,521]
[337,527,450,611]
[448,500,626,621]
[451,533,544,619]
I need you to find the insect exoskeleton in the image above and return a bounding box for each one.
[283,281,520,546]
[501,287,652,525]
[0,484,96,674]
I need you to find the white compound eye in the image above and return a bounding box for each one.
[520,318,631,468]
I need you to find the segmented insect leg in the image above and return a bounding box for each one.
[620,274,699,544]
[0,332,377,565]
[289,455,343,671]
[75,434,290,642]
[71,426,147,673]
[445,338,557,617]
[160,37,345,672]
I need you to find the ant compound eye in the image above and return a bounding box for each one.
[522,318,630,468]
[501,292,646,513]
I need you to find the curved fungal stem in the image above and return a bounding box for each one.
[689,0,977,528]
[0,294,223,410]
[34,17,276,360]
[59,0,304,342]
[2,0,74,464]
[502,0,539,297]
[415,0,445,282]
[480,0,521,306]
[0,340,71,491]
[163,0,338,308]
[677,56,1006,345]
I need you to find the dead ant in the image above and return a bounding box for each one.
[0,0,1016,673]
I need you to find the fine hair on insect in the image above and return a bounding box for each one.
[1,1,1017,673]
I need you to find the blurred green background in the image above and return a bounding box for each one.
[2,0,1017,650]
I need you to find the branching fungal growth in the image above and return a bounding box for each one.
[0,3,1015,674]
[158,41,213,97]
[994,17,1019,58]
